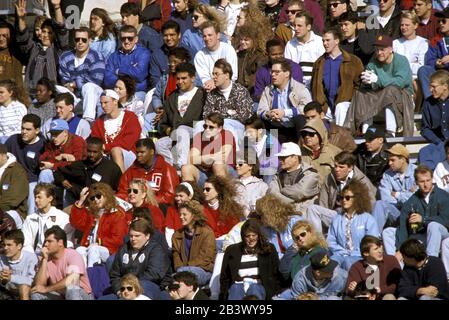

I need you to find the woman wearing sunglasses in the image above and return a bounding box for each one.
[172,200,216,286]
[220,219,281,300]
[70,183,128,267]
[279,220,328,283]
[127,178,165,233]
[118,274,150,300]
[165,181,204,247]
[327,180,380,270]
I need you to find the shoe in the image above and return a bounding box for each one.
[385,130,396,138]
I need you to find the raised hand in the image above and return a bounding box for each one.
[15,0,27,18]
[50,0,61,7]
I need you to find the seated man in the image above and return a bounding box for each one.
[38,119,87,184]
[345,235,401,300]
[42,93,91,140]
[304,151,376,234]
[181,113,237,187]
[257,58,311,143]
[117,138,179,208]
[104,25,151,102]
[253,38,303,102]
[91,90,142,173]
[344,35,414,138]
[0,230,38,300]
[6,114,45,215]
[299,118,341,185]
[58,26,105,123]
[168,271,210,300]
[0,144,28,228]
[355,125,389,186]
[311,27,363,126]
[372,144,417,232]
[244,115,281,184]
[158,62,205,169]
[418,70,449,170]
[414,0,439,42]
[278,251,347,300]
[269,142,320,215]
[303,101,356,153]
[194,20,238,92]
[54,137,122,207]
[398,238,449,300]
[30,226,93,300]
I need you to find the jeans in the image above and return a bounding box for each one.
[329,254,362,271]
[304,205,337,234]
[38,169,54,183]
[228,282,266,300]
[426,221,449,257]
[176,266,212,287]
[27,182,37,216]
[382,227,397,255]
[417,65,435,100]
[76,245,110,268]
[372,200,402,231]
[31,286,93,300]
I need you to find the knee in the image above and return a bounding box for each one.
[427,221,443,233]
[110,147,123,157]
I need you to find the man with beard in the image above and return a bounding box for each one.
[53,137,122,207]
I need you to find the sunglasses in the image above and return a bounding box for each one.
[89,193,102,201]
[343,195,355,201]
[193,15,200,21]
[301,131,316,137]
[120,286,134,293]
[294,231,307,241]
[127,188,140,195]
[328,2,341,7]
[236,163,247,167]
[203,187,212,192]
[203,124,217,130]
[75,37,88,43]
[439,19,449,24]
[121,36,135,42]
[286,9,301,14]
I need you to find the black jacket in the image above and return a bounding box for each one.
[355,143,389,187]
[53,157,122,198]
[219,242,281,300]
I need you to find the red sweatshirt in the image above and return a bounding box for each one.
[40,133,87,170]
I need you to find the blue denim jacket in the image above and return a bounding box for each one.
[379,163,417,205]
[263,215,303,258]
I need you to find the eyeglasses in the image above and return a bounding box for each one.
[193,15,200,21]
[203,187,212,192]
[120,36,135,42]
[439,19,449,24]
[212,72,224,77]
[75,37,88,43]
[89,193,103,201]
[120,286,134,293]
[286,9,301,14]
[294,231,307,241]
[379,0,389,2]
[203,124,217,130]
[127,188,140,195]
[328,2,341,8]
[301,131,317,137]
[343,195,355,201]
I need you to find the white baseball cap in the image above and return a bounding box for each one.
[274,142,302,157]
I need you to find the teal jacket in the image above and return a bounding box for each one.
[367,53,413,95]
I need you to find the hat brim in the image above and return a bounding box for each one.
[300,127,317,133]
[318,259,338,273]
[274,151,301,157]
[435,11,449,18]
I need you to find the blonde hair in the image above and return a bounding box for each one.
[120,274,144,296]
[256,194,295,232]
[291,221,328,249]
[400,10,419,25]
[194,4,226,33]
[129,178,158,206]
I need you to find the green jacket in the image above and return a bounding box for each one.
[0,156,28,219]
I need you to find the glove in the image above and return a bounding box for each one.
[361,70,378,85]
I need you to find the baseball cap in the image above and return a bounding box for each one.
[435,7,449,18]
[386,143,409,159]
[274,142,302,157]
[374,35,393,47]
[49,119,69,132]
[309,251,338,273]
[363,126,385,141]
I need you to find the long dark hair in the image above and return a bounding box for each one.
[240,219,273,254]
[90,8,117,40]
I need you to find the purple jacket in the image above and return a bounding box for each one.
[253,59,303,101]
[278,0,324,35]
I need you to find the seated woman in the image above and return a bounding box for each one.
[27,77,56,125]
[106,219,172,300]
[118,274,151,300]
[279,220,328,284]
[235,149,268,217]
[256,194,303,258]
[126,178,165,233]
[172,200,216,287]
[165,181,204,247]
[70,183,128,267]
[0,79,28,143]
[203,175,244,240]
[327,180,380,270]
[114,75,145,129]
[220,219,281,300]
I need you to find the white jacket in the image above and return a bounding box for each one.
[22,206,75,253]
[236,176,269,217]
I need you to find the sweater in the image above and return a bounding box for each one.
[0,251,38,288]
[39,133,87,171]
[0,101,27,138]
[392,36,428,78]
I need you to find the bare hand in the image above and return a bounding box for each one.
[60,154,75,162]
[79,187,89,205]
[41,247,49,260]
[395,251,403,263]
[40,161,54,170]
[15,0,27,18]
[31,284,48,294]
[0,269,12,282]
[408,213,423,224]
[417,285,438,297]
[50,0,61,6]
[391,191,397,198]
[62,180,73,190]
[152,107,164,125]
[347,281,357,292]
[440,55,449,65]
[203,80,216,92]
[169,289,181,300]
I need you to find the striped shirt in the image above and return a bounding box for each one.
[0,100,27,138]
[238,254,259,279]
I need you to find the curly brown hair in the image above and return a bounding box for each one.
[205,175,244,222]
[239,4,273,41]
[235,23,266,54]
[87,182,119,217]
[256,194,296,232]
[341,180,372,214]
[194,4,227,33]
[178,200,207,227]
[240,218,274,254]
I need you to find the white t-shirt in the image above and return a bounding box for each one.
[74,55,88,68]
[104,110,125,137]
[177,87,198,117]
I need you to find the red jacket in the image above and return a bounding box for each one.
[165,206,182,231]
[125,202,166,233]
[70,205,128,254]
[91,110,141,153]
[40,133,87,170]
[116,155,180,205]
[204,206,240,239]
[128,0,171,32]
